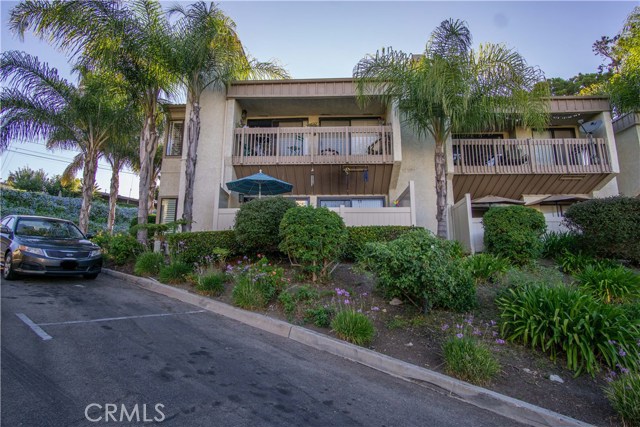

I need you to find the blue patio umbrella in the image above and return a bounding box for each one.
[226,170,293,198]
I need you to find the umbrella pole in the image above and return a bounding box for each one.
[259,183,262,199]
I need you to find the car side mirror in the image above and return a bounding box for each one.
[85,233,95,239]
[0,225,11,234]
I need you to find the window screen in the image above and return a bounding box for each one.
[160,198,177,224]
[166,122,184,156]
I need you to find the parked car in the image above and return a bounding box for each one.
[0,215,102,280]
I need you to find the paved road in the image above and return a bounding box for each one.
[1,274,521,427]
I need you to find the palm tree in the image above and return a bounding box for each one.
[169,2,289,232]
[0,51,135,233]
[10,0,179,245]
[354,19,550,237]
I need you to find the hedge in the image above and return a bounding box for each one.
[166,230,238,265]
[564,196,640,264]
[343,226,416,260]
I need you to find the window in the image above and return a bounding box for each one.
[160,198,177,224]
[318,198,384,208]
[166,122,184,156]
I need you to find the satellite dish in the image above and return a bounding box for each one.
[578,119,603,134]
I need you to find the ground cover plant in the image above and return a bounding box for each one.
[576,265,640,304]
[158,261,192,284]
[442,336,500,385]
[134,251,165,276]
[604,371,640,427]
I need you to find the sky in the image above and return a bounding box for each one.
[0,0,636,197]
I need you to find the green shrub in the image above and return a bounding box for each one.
[278,291,297,318]
[360,229,475,313]
[496,284,640,376]
[304,306,334,328]
[129,214,156,229]
[464,253,510,284]
[232,276,266,310]
[343,226,416,260]
[557,250,600,275]
[565,196,640,264]
[483,206,546,265]
[331,310,375,346]
[622,302,640,322]
[234,197,297,254]
[442,336,500,385]
[196,272,227,296]
[166,230,237,265]
[605,372,640,427]
[576,265,640,304]
[541,231,583,259]
[279,207,348,282]
[158,261,192,284]
[133,251,165,276]
[105,233,144,265]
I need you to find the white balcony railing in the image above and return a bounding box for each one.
[453,138,612,174]
[232,126,393,165]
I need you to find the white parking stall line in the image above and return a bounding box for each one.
[37,310,206,326]
[16,313,53,341]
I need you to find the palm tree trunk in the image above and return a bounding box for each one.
[434,140,448,238]
[79,150,99,234]
[107,159,121,234]
[182,100,201,232]
[137,106,159,246]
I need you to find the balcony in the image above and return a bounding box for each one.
[452,138,614,201]
[453,138,612,175]
[232,126,394,166]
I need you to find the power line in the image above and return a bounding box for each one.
[2,149,138,175]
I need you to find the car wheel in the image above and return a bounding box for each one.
[3,252,18,280]
[83,273,99,280]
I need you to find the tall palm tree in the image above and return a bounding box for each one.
[10,0,179,245]
[0,51,135,233]
[169,2,289,232]
[354,19,550,237]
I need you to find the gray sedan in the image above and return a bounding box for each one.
[0,215,102,280]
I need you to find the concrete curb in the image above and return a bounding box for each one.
[102,268,594,427]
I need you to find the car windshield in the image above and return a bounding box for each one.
[15,218,85,239]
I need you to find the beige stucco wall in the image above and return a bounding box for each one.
[614,124,640,197]
[175,89,230,231]
[389,126,438,233]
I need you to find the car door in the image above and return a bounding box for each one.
[0,217,15,256]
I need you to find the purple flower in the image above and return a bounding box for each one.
[455,324,463,329]
[361,292,368,297]
[492,331,498,337]
[343,299,350,305]
[371,306,380,312]
[464,316,474,324]
[490,320,497,326]
[620,367,630,374]
[456,333,463,339]
[237,260,242,264]
[619,348,627,357]
[344,291,350,297]
[243,255,248,260]
[357,309,362,313]
[495,339,506,345]
[608,340,618,345]
[441,324,450,331]
[472,328,482,336]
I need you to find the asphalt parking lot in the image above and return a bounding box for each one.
[1,274,522,426]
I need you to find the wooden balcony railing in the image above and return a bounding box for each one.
[232,126,393,165]
[453,138,612,174]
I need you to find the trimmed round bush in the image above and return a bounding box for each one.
[134,251,165,276]
[565,196,640,264]
[442,337,500,385]
[105,233,144,265]
[360,229,475,313]
[166,230,237,265]
[279,207,348,281]
[483,206,546,265]
[235,197,297,254]
[331,310,375,346]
